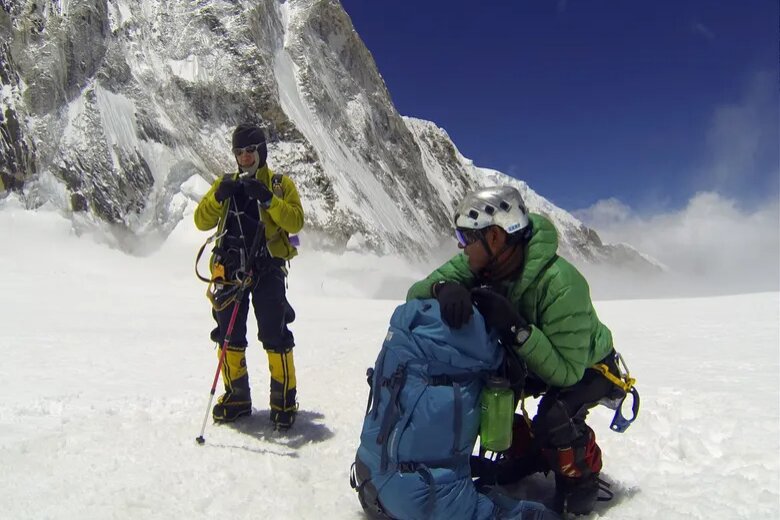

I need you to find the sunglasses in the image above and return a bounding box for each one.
[455,228,483,247]
[232,144,261,156]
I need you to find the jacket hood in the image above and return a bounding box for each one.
[512,213,559,297]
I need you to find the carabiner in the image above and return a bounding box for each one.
[610,386,640,433]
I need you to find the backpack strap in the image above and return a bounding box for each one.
[395,454,471,517]
[426,372,484,386]
[271,173,284,197]
[399,463,436,517]
[369,345,389,419]
[396,455,470,472]
[363,367,375,416]
[398,364,488,461]
[351,458,394,519]
[452,381,462,456]
[267,172,297,269]
[377,364,408,472]
[373,363,489,474]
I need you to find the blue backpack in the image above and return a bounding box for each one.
[350,299,557,520]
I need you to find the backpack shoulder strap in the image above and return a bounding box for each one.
[271,173,284,198]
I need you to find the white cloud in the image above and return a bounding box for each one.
[574,197,632,225]
[574,69,780,298]
[701,70,778,192]
[575,192,780,295]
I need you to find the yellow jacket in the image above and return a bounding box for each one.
[194,165,304,261]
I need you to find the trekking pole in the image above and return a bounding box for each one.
[195,298,243,444]
[195,199,267,445]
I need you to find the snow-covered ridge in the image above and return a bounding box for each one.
[0,0,655,271]
[403,117,660,268]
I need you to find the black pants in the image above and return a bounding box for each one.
[210,259,295,352]
[531,353,621,448]
[471,354,621,486]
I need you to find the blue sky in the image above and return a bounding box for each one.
[341,0,779,213]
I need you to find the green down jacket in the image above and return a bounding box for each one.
[406,213,613,388]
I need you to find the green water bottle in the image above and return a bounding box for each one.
[480,376,514,452]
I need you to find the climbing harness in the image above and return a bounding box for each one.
[593,352,640,433]
[195,195,266,311]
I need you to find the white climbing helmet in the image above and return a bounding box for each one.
[454,185,530,236]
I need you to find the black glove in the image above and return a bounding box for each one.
[242,178,273,206]
[434,281,473,329]
[471,287,529,344]
[214,176,241,203]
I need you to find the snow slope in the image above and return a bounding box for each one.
[0,199,777,519]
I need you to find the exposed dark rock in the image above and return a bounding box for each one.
[71,192,88,212]
[97,43,132,91]
[0,0,657,270]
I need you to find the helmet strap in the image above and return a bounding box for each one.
[480,241,524,281]
[476,231,492,258]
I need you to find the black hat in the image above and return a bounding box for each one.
[232,123,268,166]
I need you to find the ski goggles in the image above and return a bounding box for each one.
[455,228,482,247]
[232,144,262,156]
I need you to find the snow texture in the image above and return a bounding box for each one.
[0,197,777,519]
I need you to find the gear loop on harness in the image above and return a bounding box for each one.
[592,352,640,433]
[592,352,636,393]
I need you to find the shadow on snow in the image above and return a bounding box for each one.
[224,408,335,450]
[498,472,640,516]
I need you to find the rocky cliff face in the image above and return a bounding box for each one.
[0,0,657,271]
[0,4,35,192]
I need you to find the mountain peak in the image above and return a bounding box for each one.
[0,0,656,271]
